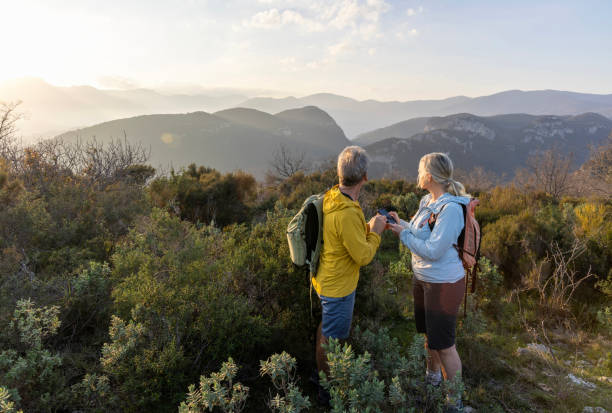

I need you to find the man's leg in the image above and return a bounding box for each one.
[315,321,329,376]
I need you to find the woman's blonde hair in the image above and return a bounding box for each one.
[417,152,469,197]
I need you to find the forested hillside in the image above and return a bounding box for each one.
[0,103,611,412]
[55,106,349,179]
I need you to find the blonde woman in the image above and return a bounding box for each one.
[387,152,469,413]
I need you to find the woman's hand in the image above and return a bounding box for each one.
[388,211,400,224]
[387,222,405,236]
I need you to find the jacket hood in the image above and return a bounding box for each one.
[323,185,361,214]
[423,192,470,214]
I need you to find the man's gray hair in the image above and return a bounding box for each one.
[337,146,369,187]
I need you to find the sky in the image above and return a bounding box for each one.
[1,0,611,100]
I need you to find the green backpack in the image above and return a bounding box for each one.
[287,192,325,279]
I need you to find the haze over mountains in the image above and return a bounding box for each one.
[3,78,612,140]
[0,78,248,139]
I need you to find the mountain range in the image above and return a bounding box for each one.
[55,106,350,178]
[363,112,612,178]
[3,78,612,140]
[240,90,612,137]
[54,107,612,180]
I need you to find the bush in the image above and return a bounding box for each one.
[179,357,249,413]
[0,387,22,413]
[149,164,256,227]
[0,299,66,411]
[481,204,574,286]
[260,352,310,413]
[105,209,270,411]
[319,338,386,412]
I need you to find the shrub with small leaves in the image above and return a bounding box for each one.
[391,193,419,219]
[70,373,119,413]
[179,357,249,413]
[319,338,386,413]
[597,306,612,333]
[260,352,310,413]
[352,326,406,383]
[0,300,65,411]
[0,387,22,413]
[9,298,60,350]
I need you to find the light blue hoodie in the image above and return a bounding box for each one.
[399,193,470,283]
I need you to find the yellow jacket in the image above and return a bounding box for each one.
[311,185,381,297]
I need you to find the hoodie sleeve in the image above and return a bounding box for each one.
[400,202,463,261]
[338,211,381,267]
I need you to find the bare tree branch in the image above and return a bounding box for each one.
[269,143,308,179]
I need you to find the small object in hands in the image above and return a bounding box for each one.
[377,208,397,224]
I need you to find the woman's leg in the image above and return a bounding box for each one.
[423,278,465,382]
[426,338,442,373]
[437,344,461,381]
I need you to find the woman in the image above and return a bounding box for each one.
[388,152,470,413]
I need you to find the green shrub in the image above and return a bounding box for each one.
[69,373,119,413]
[260,352,310,413]
[319,338,386,412]
[179,357,249,413]
[0,387,22,413]
[0,299,66,411]
[106,209,270,410]
[149,165,256,227]
[391,192,420,219]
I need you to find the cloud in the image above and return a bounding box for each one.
[243,8,324,31]
[244,1,393,69]
[396,27,419,40]
[328,39,351,56]
[407,6,424,16]
[244,0,390,35]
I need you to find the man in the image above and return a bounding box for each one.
[311,145,387,404]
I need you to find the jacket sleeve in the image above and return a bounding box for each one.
[339,211,381,267]
[400,203,463,261]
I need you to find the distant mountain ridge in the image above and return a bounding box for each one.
[0,78,247,139]
[3,78,612,140]
[363,112,612,178]
[55,106,350,178]
[239,90,612,138]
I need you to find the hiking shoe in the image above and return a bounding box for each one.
[443,398,464,413]
[426,371,442,387]
[317,386,331,407]
[309,368,319,386]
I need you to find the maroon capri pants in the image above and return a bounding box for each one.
[413,276,466,350]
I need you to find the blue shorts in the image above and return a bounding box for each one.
[319,290,356,339]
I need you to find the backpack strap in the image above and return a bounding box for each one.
[428,202,466,256]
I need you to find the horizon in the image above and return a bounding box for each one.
[3,76,612,103]
[2,0,612,101]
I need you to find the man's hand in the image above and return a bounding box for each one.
[368,214,387,235]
